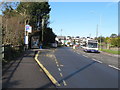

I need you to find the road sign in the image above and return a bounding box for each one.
[25,25,32,33]
[28,26,32,33]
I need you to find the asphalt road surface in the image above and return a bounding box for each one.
[72,47,119,69]
[37,47,119,88]
[2,47,119,88]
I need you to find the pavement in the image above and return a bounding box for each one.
[2,49,55,88]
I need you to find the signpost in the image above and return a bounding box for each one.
[24,25,32,50]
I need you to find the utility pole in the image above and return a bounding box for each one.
[89,33,91,38]
[100,35,102,50]
[96,24,98,38]
[61,29,62,36]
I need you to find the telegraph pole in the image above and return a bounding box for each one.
[96,24,98,38]
[61,29,62,36]
[100,35,102,50]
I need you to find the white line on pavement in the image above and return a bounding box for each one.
[108,65,120,70]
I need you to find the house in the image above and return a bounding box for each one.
[55,36,66,45]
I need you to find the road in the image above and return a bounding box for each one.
[2,47,119,88]
[37,47,119,88]
[72,47,119,69]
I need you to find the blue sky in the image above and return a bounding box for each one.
[49,2,118,38]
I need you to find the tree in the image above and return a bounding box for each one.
[27,2,51,30]
[43,27,56,46]
[110,34,117,38]
[111,37,118,47]
[105,37,112,49]
[2,2,25,45]
[2,2,55,47]
[96,36,105,43]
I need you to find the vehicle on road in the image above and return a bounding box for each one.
[82,39,99,53]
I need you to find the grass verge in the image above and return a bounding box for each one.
[99,49,120,55]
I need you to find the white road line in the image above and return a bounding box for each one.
[96,60,102,63]
[83,55,88,58]
[60,65,64,67]
[92,58,102,63]
[58,68,61,71]
[108,65,120,70]
[92,58,97,61]
[60,73,63,77]
[57,64,59,67]
[56,62,58,64]
[63,80,67,86]
[55,59,57,62]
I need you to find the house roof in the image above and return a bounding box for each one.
[56,36,66,40]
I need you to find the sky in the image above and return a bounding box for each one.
[49,2,118,38]
[0,1,118,38]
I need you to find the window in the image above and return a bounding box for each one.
[88,43,97,48]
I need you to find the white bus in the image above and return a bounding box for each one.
[82,39,99,53]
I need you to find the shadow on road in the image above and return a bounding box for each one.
[58,61,96,84]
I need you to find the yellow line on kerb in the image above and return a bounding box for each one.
[34,51,60,87]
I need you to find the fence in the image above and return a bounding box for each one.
[2,44,24,65]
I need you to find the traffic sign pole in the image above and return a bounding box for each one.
[24,25,32,50]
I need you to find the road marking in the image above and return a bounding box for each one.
[60,65,64,67]
[96,60,102,63]
[60,73,63,77]
[57,64,59,67]
[34,51,60,87]
[58,68,61,71]
[83,55,88,58]
[92,58,97,61]
[108,65,120,70]
[63,80,67,86]
[56,62,58,64]
[92,58,102,63]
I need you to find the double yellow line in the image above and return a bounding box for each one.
[34,51,60,87]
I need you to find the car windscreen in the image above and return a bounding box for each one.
[88,43,97,48]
